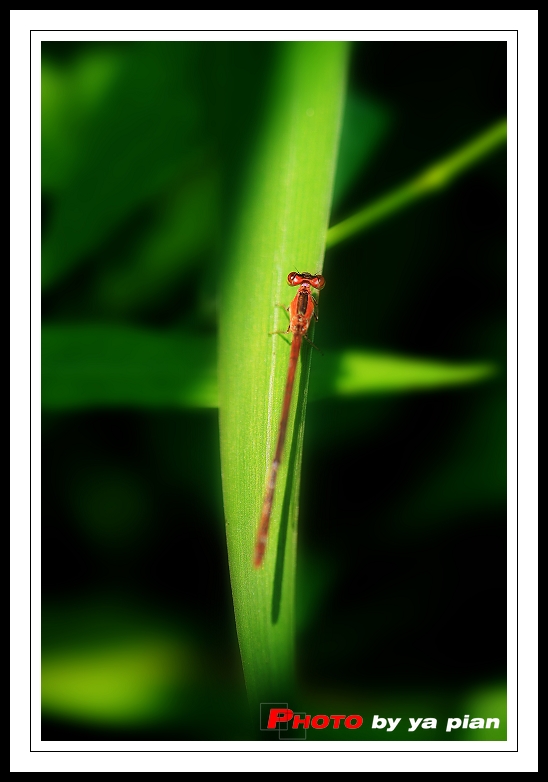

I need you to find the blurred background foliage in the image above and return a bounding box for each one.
[41,41,506,740]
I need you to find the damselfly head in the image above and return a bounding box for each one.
[287,271,325,290]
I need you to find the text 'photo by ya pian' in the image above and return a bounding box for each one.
[42,40,507,741]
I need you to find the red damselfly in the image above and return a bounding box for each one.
[253,271,325,568]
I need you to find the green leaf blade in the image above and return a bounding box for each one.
[42,325,217,409]
[218,42,349,711]
[326,118,507,248]
[311,349,496,399]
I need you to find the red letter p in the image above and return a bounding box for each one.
[267,709,294,729]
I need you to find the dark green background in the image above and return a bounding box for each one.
[41,41,507,741]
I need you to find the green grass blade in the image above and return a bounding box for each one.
[218,42,349,713]
[326,119,507,248]
[311,350,496,399]
[41,325,217,409]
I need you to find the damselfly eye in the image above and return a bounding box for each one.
[287,272,301,286]
[311,274,325,290]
